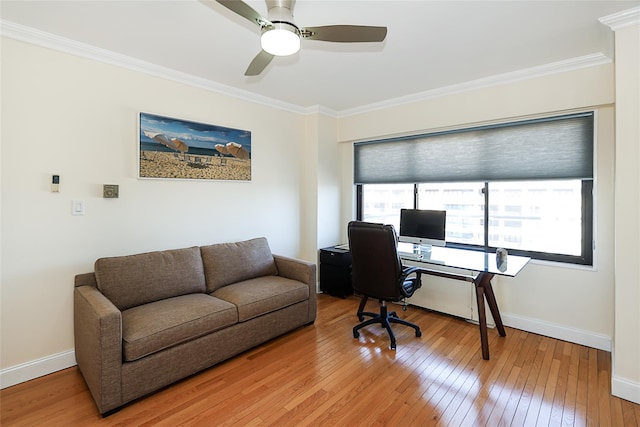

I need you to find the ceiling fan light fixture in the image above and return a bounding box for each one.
[261,22,300,56]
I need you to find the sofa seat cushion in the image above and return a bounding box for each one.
[95,246,206,311]
[122,294,237,362]
[211,276,309,322]
[200,237,278,293]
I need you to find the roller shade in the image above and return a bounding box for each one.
[354,112,594,184]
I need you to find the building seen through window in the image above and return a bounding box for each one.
[361,179,584,260]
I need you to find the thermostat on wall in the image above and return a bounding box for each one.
[51,175,60,193]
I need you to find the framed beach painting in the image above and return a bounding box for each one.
[138,112,251,181]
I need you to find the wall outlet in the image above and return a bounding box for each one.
[103,184,119,198]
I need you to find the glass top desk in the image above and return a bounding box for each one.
[397,242,531,360]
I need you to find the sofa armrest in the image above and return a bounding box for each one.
[273,255,317,323]
[74,284,123,414]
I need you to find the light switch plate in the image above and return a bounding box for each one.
[72,200,85,216]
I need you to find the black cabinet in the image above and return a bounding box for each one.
[319,246,352,298]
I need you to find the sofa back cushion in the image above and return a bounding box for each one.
[200,237,278,293]
[95,246,206,311]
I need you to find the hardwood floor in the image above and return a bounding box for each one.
[2,294,639,426]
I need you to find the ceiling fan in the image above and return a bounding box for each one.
[201,0,387,76]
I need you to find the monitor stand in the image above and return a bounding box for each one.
[407,243,432,260]
[415,243,433,255]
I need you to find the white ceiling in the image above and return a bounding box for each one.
[1,1,638,113]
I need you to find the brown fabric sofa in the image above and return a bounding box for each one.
[74,237,317,415]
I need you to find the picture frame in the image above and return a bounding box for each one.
[138,112,251,181]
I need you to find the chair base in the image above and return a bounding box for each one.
[353,297,421,350]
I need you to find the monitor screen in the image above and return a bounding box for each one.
[399,209,446,246]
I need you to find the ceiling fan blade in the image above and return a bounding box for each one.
[301,25,387,43]
[245,50,275,76]
[211,0,270,27]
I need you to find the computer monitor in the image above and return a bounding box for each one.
[399,209,446,247]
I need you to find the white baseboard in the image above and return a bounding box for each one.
[612,375,640,404]
[0,350,76,389]
[501,312,612,351]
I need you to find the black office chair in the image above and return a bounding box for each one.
[348,221,423,350]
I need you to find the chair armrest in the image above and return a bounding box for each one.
[74,285,123,414]
[400,266,424,298]
[402,266,424,280]
[273,255,317,323]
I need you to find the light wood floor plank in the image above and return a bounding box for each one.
[1,294,638,426]
[459,329,528,426]
[586,346,600,426]
[549,342,573,426]
[573,345,590,427]
[598,349,613,427]
[509,334,545,426]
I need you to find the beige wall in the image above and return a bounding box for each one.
[1,38,308,372]
[314,114,342,251]
[302,113,342,263]
[612,20,640,403]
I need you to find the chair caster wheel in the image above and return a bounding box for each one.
[358,315,364,321]
[416,330,422,337]
[353,331,360,338]
[390,343,396,350]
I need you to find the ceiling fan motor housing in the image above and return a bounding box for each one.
[265,0,297,28]
[266,0,295,17]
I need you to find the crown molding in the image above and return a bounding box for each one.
[0,19,613,119]
[0,19,307,115]
[301,104,340,118]
[599,6,640,31]
[337,53,612,117]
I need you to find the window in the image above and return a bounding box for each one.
[359,184,413,230]
[418,182,485,246]
[355,112,594,265]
